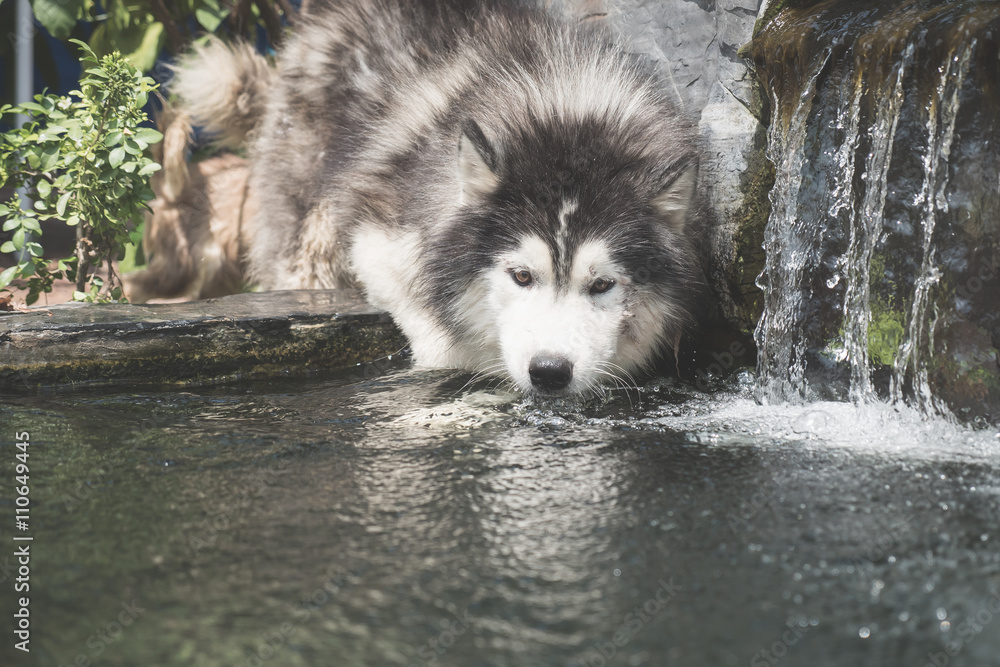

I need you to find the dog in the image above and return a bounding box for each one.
[124,104,254,303]
[170,0,709,397]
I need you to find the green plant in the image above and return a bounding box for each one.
[0,39,162,304]
[18,0,297,74]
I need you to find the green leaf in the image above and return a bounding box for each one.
[26,242,43,257]
[38,125,68,140]
[17,102,47,114]
[56,190,72,217]
[36,180,52,198]
[40,144,60,172]
[20,218,42,234]
[72,291,89,302]
[12,229,25,251]
[104,130,124,147]
[31,0,87,40]
[91,21,165,74]
[0,241,15,254]
[68,38,99,63]
[134,127,163,145]
[138,162,162,177]
[195,7,224,32]
[0,266,18,289]
[0,204,8,216]
[109,146,126,168]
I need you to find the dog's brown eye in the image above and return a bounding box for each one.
[590,278,615,295]
[512,270,533,286]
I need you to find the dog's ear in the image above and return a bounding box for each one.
[458,119,499,204]
[652,162,698,234]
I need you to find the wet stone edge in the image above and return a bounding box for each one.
[0,290,406,391]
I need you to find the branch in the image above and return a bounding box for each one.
[226,0,254,38]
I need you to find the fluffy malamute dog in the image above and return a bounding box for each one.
[172,0,708,397]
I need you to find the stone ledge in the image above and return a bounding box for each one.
[0,290,406,391]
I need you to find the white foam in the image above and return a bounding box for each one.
[651,394,1000,463]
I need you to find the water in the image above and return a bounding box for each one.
[751,0,1000,420]
[3,364,999,666]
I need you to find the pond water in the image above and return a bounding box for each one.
[3,361,999,666]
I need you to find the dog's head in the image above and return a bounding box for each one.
[430,118,704,397]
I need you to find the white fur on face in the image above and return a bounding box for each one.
[482,232,641,396]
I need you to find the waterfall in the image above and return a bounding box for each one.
[749,1,1000,422]
[891,38,975,413]
[754,48,832,405]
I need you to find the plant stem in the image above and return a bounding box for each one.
[74,223,90,294]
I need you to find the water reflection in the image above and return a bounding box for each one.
[2,367,999,666]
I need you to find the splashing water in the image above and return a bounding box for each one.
[754,48,833,405]
[750,2,1000,422]
[891,38,975,413]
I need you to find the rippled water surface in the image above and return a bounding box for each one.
[3,363,999,666]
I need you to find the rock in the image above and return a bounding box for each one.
[0,290,405,390]
[600,0,768,329]
[748,0,1000,423]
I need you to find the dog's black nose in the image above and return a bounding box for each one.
[528,355,573,392]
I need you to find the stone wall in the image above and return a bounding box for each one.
[563,0,768,330]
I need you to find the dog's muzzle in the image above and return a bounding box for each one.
[528,354,574,392]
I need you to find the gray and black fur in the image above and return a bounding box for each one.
[173,0,709,395]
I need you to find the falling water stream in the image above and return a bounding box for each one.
[751,0,1000,421]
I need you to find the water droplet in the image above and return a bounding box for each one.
[936,607,948,620]
[940,621,951,632]
[791,409,831,434]
[859,627,871,638]
[613,569,621,577]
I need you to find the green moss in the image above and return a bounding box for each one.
[727,102,774,332]
[865,254,907,367]
[868,308,905,366]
